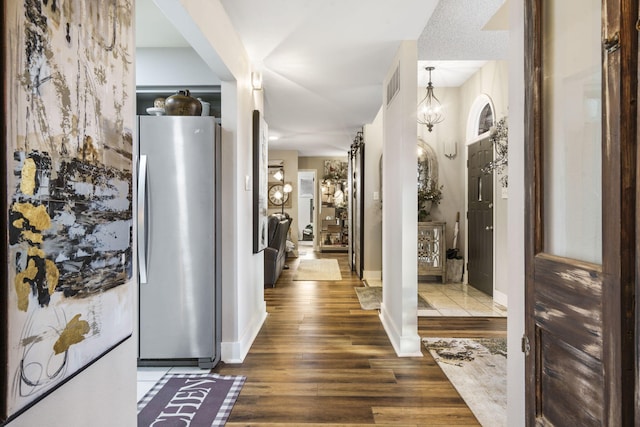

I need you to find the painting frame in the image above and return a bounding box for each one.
[323,159,348,181]
[2,1,135,422]
[253,110,269,253]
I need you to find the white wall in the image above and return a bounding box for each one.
[507,0,526,424]
[363,107,383,279]
[379,41,421,357]
[136,47,220,86]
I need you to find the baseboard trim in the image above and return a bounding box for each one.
[221,307,267,363]
[493,289,508,308]
[379,304,423,357]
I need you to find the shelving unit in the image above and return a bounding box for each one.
[320,207,348,252]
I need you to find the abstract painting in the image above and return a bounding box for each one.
[2,1,134,422]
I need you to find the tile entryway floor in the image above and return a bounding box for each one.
[418,282,507,317]
[364,279,507,317]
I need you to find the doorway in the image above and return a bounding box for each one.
[463,95,500,300]
[297,170,316,252]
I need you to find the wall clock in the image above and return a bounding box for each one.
[268,183,288,206]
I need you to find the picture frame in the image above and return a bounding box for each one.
[323,160,348,181]
[2,2,135,422]
[252,110,269,253]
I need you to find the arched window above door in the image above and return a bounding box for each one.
[466,94,496,141]
[478,103,494,135]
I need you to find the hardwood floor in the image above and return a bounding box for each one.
[214,252,507,426]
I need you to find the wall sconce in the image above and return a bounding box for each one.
[444,141,457,159]
[251,71,263,91]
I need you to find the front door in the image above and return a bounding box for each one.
[524,0,636,424]
[468,138,494,296]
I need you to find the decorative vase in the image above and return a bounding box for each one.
[423,200,432,215]
[418,200,432,222]
[164,90,202,116]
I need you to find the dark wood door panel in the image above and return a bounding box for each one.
[534,254,603,359]
[538,327,604,426]
[468,138,493,296]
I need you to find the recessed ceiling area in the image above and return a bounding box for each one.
[136,0,508,156]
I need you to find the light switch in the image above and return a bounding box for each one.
[373,191,379,200]
[245,175,251,191]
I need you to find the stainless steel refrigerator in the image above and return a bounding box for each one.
[137,115,221,368]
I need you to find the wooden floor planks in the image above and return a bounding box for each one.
[215,252,507,425]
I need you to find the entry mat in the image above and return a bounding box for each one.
[137,372,245,426]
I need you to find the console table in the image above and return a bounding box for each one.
[418,221,446,283]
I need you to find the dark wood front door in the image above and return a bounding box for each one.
[524,0,636,424]
[467,137,493,296]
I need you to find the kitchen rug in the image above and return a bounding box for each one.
[137,372,245,426]
[293,258,342,281]
[423,337,507,427]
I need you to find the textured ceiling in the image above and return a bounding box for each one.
[137,0,508,156]
[418,0,508,61]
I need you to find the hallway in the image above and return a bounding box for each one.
[212,252,506,425]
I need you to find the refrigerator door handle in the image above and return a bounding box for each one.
[138,154,149,284]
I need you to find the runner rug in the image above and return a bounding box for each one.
[137,372,245,426]
[423,337,507,427]
[293,258,342,281]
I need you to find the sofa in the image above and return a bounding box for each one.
[264,213,292,287]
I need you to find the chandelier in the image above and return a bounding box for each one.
[417,66,444,132]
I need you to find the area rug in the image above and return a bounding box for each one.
[294,258,342,281]
[137,372,245,426]
[354,286,432,310]
[423,337,507,427]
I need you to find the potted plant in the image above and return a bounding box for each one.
[418,184,443,221]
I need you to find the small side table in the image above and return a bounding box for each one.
[418,221,446,283]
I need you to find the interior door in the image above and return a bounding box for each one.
[348,152,354,270]
[348,137,365,278]
[524,0,636,425]
[353,143,364,278]
[467,138,494,296]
